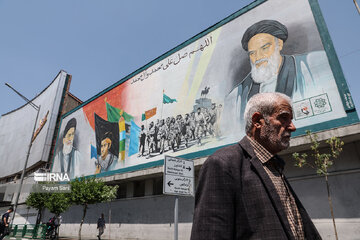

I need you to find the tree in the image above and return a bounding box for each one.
[70,177,118,240]
[44,192,72,239]
[25,192,50,224]
[293,130,344,240]
[26,185,71,239]
[44,193,72,216]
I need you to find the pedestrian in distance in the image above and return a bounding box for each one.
[97,213,106,240]
[191,92,321,239]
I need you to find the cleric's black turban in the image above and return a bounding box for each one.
[241,20,288,51]
[63,118,77,136]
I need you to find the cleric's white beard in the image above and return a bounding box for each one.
[63,142,73,155]
[250,48,281,84]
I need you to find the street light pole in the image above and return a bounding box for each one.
[5,83,40,225]
[354,0,360,14]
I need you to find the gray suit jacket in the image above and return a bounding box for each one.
[190,137,321,240]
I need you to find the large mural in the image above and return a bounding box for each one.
[51,0,357,179]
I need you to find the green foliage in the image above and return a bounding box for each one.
[292,130,343,240]
[69,177,118,240]
[25,192,50,211]
[26,183,71,223]
[292,130,344,176]
[44,193,71,216]
[293,152,308,168]
[70,177,118,206]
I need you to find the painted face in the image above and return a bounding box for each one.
[100,138,111,160]
[63,127,75,147]
[248,33,282,69]
[259,98,296,154]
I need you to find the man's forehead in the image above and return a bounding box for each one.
[274,100,293,115]
[248,33,275,50]
[101,137,111,143]
[65,127,75,135]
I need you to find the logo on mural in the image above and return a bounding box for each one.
[310,94,332,115]
[293,100,314,120]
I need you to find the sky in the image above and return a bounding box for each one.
[0,0,359,117]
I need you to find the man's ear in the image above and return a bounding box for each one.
[251,112,263,129]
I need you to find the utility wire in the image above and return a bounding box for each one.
[339,48,360,58]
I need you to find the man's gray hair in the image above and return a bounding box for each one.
[243,92,292,134]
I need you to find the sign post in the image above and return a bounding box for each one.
[163,155,194,240]
[174,196,178,240]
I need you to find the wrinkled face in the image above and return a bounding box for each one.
[100,138,111,160]
[248,33,282,69]
[258,99,296,154]
[63,127,75,147]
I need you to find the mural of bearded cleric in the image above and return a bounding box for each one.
[224,19,333,132]
[52,118,82,179]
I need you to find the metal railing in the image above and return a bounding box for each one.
[9,224,47,239]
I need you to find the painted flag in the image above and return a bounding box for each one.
[128,120,141,157]
[121,110,134,122]
[163,93,177,104]
[91,145,97,159]
[106,102,134,123]
[94,113,119,158]
[119,120,126,161]
[142,107,157,121]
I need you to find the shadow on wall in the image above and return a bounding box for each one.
[43,195,194,225]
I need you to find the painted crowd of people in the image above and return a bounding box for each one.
[138,103,222,158]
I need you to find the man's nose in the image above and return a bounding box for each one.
[288,121,296,132]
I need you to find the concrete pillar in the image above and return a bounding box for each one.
[126,182,134,198]
[145,179,154,196]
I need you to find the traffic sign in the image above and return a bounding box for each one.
[163,156,194,196]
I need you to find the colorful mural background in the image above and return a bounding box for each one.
[51,0,357,179]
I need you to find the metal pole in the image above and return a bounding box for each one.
[108,202,112,239]
[354,0,360,14]
[174,197,178,240]
[11,105,40,225]
[161,90,164,120]
[5,83,40,225]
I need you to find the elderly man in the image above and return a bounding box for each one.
[95,132,118,173]
[191,92,321,239]
[52,118,81,179]
[224,19,337,131]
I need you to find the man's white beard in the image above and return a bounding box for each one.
[250,47,281,84]
[63,142,73,155]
